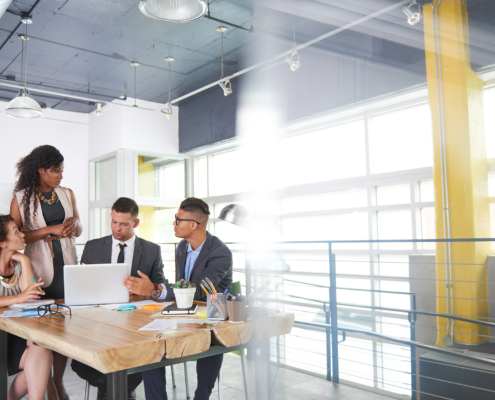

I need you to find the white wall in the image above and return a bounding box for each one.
[87,103,123,160]
[0,102,90,243]
[88,99,179,159]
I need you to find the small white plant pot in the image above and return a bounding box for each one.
[173,287,196,309]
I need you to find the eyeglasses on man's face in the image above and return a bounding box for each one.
[37,304,72,318]
[175,214,201,226]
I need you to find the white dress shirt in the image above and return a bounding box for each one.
[111,233,136,265]
[111,233,167,300]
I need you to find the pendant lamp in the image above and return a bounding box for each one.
[160,57,174,119]
[217,26,232,97]
[4,16,43,119]
[139,0,207,23]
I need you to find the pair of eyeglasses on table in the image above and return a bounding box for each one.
[37,304,72,318]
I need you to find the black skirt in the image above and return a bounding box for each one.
[7,333,27,376]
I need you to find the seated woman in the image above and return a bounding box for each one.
[0,215,53,400]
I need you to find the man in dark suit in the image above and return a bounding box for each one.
[142,197,233,400]
[72,197,166,400]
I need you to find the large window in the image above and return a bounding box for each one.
[138,155,185,200]
[179,85,495,396]
[369,104,433,174]
[94,157,117,201]
[280,119,367,186]
[89,151,187,241]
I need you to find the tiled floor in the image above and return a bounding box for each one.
[9,354,393,399]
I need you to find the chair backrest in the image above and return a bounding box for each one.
[231,281,242,295]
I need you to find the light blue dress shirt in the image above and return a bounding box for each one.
[158,238,206,300]
[184,239,206,281]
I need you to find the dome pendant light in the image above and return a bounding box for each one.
[161,57,174,119]
[4,16,43,119]
[139,0,207,23]
[217,26,232,97]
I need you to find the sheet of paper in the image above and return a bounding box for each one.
[0,309,40,318]
[69,305,97,309]
[100,301,172,310]
[138,319,218,331]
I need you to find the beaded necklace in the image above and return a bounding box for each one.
[38,189,59,205]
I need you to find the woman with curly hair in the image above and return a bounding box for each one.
[0,214,53,400]
[10,145,82,400]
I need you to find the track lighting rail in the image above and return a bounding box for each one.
[170,0,410,105]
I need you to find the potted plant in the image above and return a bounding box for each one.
[172,279,196,309]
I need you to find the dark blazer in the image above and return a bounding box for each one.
[165,232,232,302]
[81,235,165,285]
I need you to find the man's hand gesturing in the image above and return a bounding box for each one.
[122,270,155,296]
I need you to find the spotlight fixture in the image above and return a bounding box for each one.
[131,61,140,107]
[139,0,207,23]
[216,26,233,97]
[219,79,232,97]
[402,0,421,26]
[94,102,103,116]
[285,50,300,72]
[160,57,174,119]
[285,20,300,72]
[4,16,43,119]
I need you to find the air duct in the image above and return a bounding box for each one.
[0,0,14,20]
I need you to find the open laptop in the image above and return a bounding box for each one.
[64,264,131,306]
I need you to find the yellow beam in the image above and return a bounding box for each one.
[424,0,491,345]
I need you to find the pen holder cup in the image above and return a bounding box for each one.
[207,294,228,320]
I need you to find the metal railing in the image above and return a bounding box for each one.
[153,238,495,399]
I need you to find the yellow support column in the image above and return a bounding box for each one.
[423,0,491,345]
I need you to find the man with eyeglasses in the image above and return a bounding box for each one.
[142,197,233,400]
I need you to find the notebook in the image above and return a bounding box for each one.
[10,299,55,309]
[161,304,198,315]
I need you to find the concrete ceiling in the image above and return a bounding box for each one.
[0,0,494,113]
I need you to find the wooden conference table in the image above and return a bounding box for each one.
[0,298,294,399]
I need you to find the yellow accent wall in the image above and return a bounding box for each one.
[423,0,491,345]
[138,156,156,242]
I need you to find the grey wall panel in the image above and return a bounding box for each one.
[179,85,237,153]
[178,39,425,153]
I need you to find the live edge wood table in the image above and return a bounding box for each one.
[0,299,294,400]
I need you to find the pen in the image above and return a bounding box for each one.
[31,275,43,292]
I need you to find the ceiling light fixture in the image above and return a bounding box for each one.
[161,57,174,119]
[402,0,421,25]
[139,0,207,23]
[4,15,43,119]
[94,102,103,116]
[285,20,300,72]
[217,26,232,97]
[130,61,140,107]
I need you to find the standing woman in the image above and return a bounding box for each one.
[10,145,83,400]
